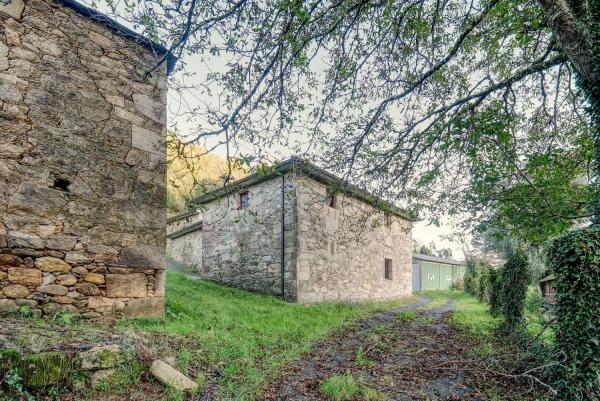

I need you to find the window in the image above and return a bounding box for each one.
[384,212,392,228]
[326,191,337,209]
[384,258,393,280]
[239,191,250,209]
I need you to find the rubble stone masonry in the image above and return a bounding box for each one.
[179,166,412,303]
[0,0,168,318]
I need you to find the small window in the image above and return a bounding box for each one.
[384,212,392,227]
[239,191,250,209]
[326,191,337,209]
[384,258,393,280]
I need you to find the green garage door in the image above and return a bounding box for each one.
[420,262,464,291]
[421,262,440,291]
[439,264,453,290]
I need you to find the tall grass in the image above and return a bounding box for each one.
[123,271,407,401]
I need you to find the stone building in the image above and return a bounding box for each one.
[0,0,173,318]
[167,158,413,303]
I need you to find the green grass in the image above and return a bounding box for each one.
[419,291,500,338]
[319,374,384,401]
[395,310,416,321]
[524,289,555,345]
[320,374,360,401]
[123,271,409,401]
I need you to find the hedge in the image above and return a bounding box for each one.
[547,228,600,401]
[500,248,529,331]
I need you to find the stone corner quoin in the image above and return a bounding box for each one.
[0,0,169,319]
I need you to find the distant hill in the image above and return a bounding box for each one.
[167,134,246,213]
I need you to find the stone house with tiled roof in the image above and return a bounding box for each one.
[168,158,414,303]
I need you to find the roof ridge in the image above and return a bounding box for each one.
[57,0,177,74]
[188,157,414,221]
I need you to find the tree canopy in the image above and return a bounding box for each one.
[102,0,599,242]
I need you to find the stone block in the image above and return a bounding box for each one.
[15,299,37,308]
[2,284,29,298]
[44,236,77,251]
[132,125,162,155]
[119,245,164,269]
[50,296,74,304]
[71,266,88,275]
[8,183,67,218]
[87,297,125,312]
[90,368,116,388]
[7,231,44,249]
[36,285,68,296]
[0,299,17,312]
[42,274,55,285]
[0,143,27,159]
[55,274,77,286]
[124,297,164,318]
[0,254,23,266]
[65,252,92,264]
[155,270,166,297]
[75,282,100,296]
[133,93,165,124]
[0,42,7,71]
[150,360,198,391]
[80,344,121,370]
[35,257,71,272]
[84,273,105,284]
[8,267,42,285]
[106,273,147,298]
[42,302,78,316]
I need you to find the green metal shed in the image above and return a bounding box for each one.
[412,254,466,292]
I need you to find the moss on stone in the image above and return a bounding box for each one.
[21,352,71,388]
[98,348,120,368]
[0,349,22,374]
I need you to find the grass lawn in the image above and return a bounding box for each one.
[122,271,411,401]
[420,289,555,344]
[417,290,501,338]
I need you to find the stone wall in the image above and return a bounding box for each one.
[295,176,412,303]
[167,228,202,270]
[167,211,201,236]
[199,173,297,298]
[0,0,168,318]
[166,211,202,270]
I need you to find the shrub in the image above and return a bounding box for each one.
[500,248,530,331]
[547,228,600,401]
[488,268,502,317]
[464,258,481,297]
[451,278,464,291]
[477,264,492,303]
[464,258,493,302]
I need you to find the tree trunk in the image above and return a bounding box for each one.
[537,0,600,225]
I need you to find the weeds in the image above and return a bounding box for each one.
[320,373,384,401]
[355,347,374,368]
[395,310,416,321]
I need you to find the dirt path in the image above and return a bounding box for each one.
[260,297,529,401]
